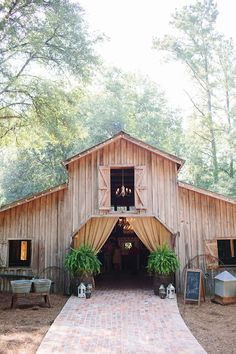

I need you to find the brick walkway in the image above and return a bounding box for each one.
[36,289,206,354]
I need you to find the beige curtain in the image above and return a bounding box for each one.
[127,217,171,252]
[73,217,118,253]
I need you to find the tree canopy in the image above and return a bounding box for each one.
[1,0,236,207]
[0,0,99,140]
[154,0,236,196]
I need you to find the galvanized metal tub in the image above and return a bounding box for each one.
[33,279,51,293]
[10,280,32,294]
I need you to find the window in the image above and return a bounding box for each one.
[110,168,135,210]
[8,240,31,267]
[217,239,236,266]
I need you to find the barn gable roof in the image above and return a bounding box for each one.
[62,131,185,169]
[0,183,67,212]
[178,181,236,205]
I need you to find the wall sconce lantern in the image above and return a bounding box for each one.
[78,282,86,298]
[167,283,175,299]
[159,284,166,299]
[86,283,93,299]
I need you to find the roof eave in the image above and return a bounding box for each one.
[0,183,68,213]
[178,181,236,205]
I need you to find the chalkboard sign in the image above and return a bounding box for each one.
[184,269,205,305]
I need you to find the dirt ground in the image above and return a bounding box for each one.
[0,292,236,354]
[177,296,236,354]
[0,292,68,354]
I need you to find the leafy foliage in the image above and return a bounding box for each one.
[147,243,179,275]
[0,0,99,140]
[64,245,101,277]
[1,1,236,207]
[154,0,236,196]
[0,80,89,206]
[84,68,183,156]
[0,67,185,207]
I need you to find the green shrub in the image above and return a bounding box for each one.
[147,243,179,275]
[64,244,101,277]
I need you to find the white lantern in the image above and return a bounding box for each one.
[78,282,86,298]
[167,283,175,299]
[159,284,166,299]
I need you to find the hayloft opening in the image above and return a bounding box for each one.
[110,168,135,210]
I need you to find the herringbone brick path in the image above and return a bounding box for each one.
[36,289,206,354]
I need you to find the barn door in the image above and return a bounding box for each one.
[98,166,111,210]
[134,166,147,210]
[205,239,219,269]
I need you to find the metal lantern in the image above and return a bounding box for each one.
[159,284,166,299]
[78,282,86,298]
[167,283,175,299]
[85,283,93,299]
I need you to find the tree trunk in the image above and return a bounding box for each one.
[205,55,218,183]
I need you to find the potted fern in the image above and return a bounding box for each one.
[147,243,179,295]
[65,244,101,295]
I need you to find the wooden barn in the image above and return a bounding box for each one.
[0,131,236,292]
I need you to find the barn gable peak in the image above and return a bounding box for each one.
[63,131,185,170]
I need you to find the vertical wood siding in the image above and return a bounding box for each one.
[0,189,72,291]
[176,186,236,290]
[0,137,179,291]
[68,138,179,233]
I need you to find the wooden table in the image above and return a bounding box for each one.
[11,292,51,309]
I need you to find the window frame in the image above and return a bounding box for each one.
[8,238,32,268]
[98,164,148,213]
[217,238,236,267]
[110,167,135,210]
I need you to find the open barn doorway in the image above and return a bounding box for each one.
[96,217,152,289]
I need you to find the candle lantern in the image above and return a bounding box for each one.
[85,283,93,299]
[167,283,175,299]
[78,282,86,298]
[159,284,166,299]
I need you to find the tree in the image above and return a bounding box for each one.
[0,0,99,140]
[0,67,185,206]
[154,0,220,184]
[216,38,236,179]
[0,80,89,206]
[84,67,183,156]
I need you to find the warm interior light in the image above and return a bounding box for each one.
[20,241,27,261]
[118,217,133,232]
[124,242,132,250]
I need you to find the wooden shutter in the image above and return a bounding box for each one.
[0,241,8,267]
[135,166,147,210]
[98,166,111,210]
[205,239,219,269]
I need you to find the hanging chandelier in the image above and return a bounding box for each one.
[118,217,133,232]
[115,169,132,197]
